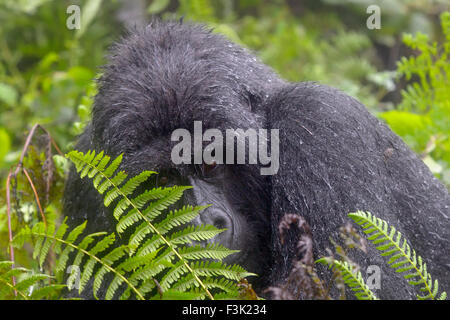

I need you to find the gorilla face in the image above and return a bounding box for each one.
[64,20,450,299]
[86,109,274,284]
[120,140,272,286]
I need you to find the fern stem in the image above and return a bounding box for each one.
[77,155,215,300]
[31,231,145,300]
[22,168,47,227]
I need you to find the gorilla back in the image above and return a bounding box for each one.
[64,20,450,299]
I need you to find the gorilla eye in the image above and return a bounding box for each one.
[202,161,220,177]
[159,176,168,186]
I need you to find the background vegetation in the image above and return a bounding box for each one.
[0,0,449,293]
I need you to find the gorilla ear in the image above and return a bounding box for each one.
[246,91,262,112]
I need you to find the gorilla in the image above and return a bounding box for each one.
[64,20,450,299]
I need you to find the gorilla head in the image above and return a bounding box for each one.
[64,20,450,299]
[65,20,280,288]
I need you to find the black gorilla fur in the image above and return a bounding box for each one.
[64,20,450,299]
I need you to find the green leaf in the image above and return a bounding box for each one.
[348,211,447,300]
[147,0,170,14]
[0,129,11,164]
[0,83,18,107]
[76,0,103,38]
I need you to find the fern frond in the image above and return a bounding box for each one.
[128,205,209,253]
[135,224,225,257]
[29,284,66,300]
[317,258,378,300]
[66,150,254,300]
[191,261,255,281]
[115,187,193,234]
[115,187,175,219]
[92,246,128,298]
[172,274,239,296]
[150,288,205,300]
[154,205,210,235]
[348,211,447,300]
[119,171,157,197]
[117,250,160,274]
[127,261,166,283]
[13,221,145,300]
[67,151,212,298]
[140,186,193,221]
[0,261,61,300]
[178,243,239,261]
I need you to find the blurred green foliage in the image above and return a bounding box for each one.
[380,12,450,185]
[0,0,121,160]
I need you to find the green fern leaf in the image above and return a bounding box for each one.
[55,245,75,274]
[116,208,141,233]
[29,284,66,300]
[66,150,254,300]
[79,258,97,293]
[120,171,156,196]
[317,258,378,300]
[92,246,128,299]
[53,220,70,254]
[192,261,255,281]
[160,260,190,290]
[168,224,225,246]
[105,275,125,300]
[71,232,106,270]
[348,211,447,300]
[15,274,51,292]
[154,205,210,234]
[140,186,192,220]
[103,153,123,177]
[32,223,46,260]
[128,205,208,252]
[179,243,239,261]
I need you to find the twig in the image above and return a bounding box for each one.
[5,170,17,295]
[22,168,47,227]
[4,124,63,295]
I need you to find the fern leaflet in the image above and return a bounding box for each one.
[317,258,378,300]
[0,261,64,300]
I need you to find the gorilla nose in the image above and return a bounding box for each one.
[197,208,232,231]
[192,208,234,248]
